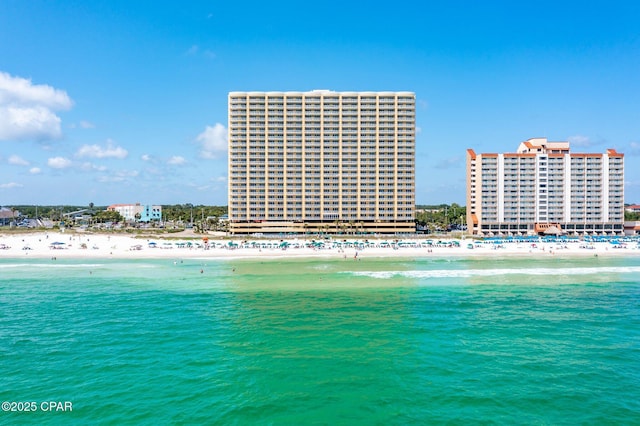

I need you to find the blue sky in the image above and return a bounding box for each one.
[1,0,639,206]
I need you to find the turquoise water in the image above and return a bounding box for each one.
[1,256,639,425]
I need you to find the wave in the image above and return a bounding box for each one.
[347,266,640,279]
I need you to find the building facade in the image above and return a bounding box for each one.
[466,137,624,236]
[0,207,19,226]
[624,221,640,236]
[625,204,640,213]
[107,203,162,222]
[228,90,416,235]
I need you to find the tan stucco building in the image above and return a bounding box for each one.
[228,91,415,235]
[466,137,624,236]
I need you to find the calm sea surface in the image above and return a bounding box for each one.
[1,255,639,425]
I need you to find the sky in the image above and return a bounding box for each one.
[1,0,639,207]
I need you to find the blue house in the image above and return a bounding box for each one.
[139,205,162,222]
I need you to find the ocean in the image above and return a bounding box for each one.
[1,255,639,425]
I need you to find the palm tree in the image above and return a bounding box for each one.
[349,220,355,235]
[338,221,346,235]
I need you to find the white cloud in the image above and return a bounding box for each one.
[97,175,124,183]
[8,154,29,166]
[118,169,138,178]
[80,162,107,172]
[76,139,128,159]
[0,182,23,189]
[0,105,64,141]
[196,123,227,159]
[141,154,151,161]
[0,71,73,141]
[97,169,139,183]
[215,176,227,182]
[48,156,72,169]
[29,167,41,174]
[168,155,187,165]
[0,72,72,108]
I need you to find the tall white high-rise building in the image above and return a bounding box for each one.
[466,137,624,236]
[228,91,416,235]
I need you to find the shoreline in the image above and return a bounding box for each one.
[1,231,638,261]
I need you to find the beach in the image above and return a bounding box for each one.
[1,230,638,261]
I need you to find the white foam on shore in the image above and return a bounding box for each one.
[348,266,640,279]
[0,263,106,269]
[0,262,162,270]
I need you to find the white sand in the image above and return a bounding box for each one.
[0,231,638,261]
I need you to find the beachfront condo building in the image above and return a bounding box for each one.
[466,137,624,236]
[228,90,416,235]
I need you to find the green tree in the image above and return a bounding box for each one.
[415,204,467,233]
[625,210,640,221]
[94,210,123,223]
